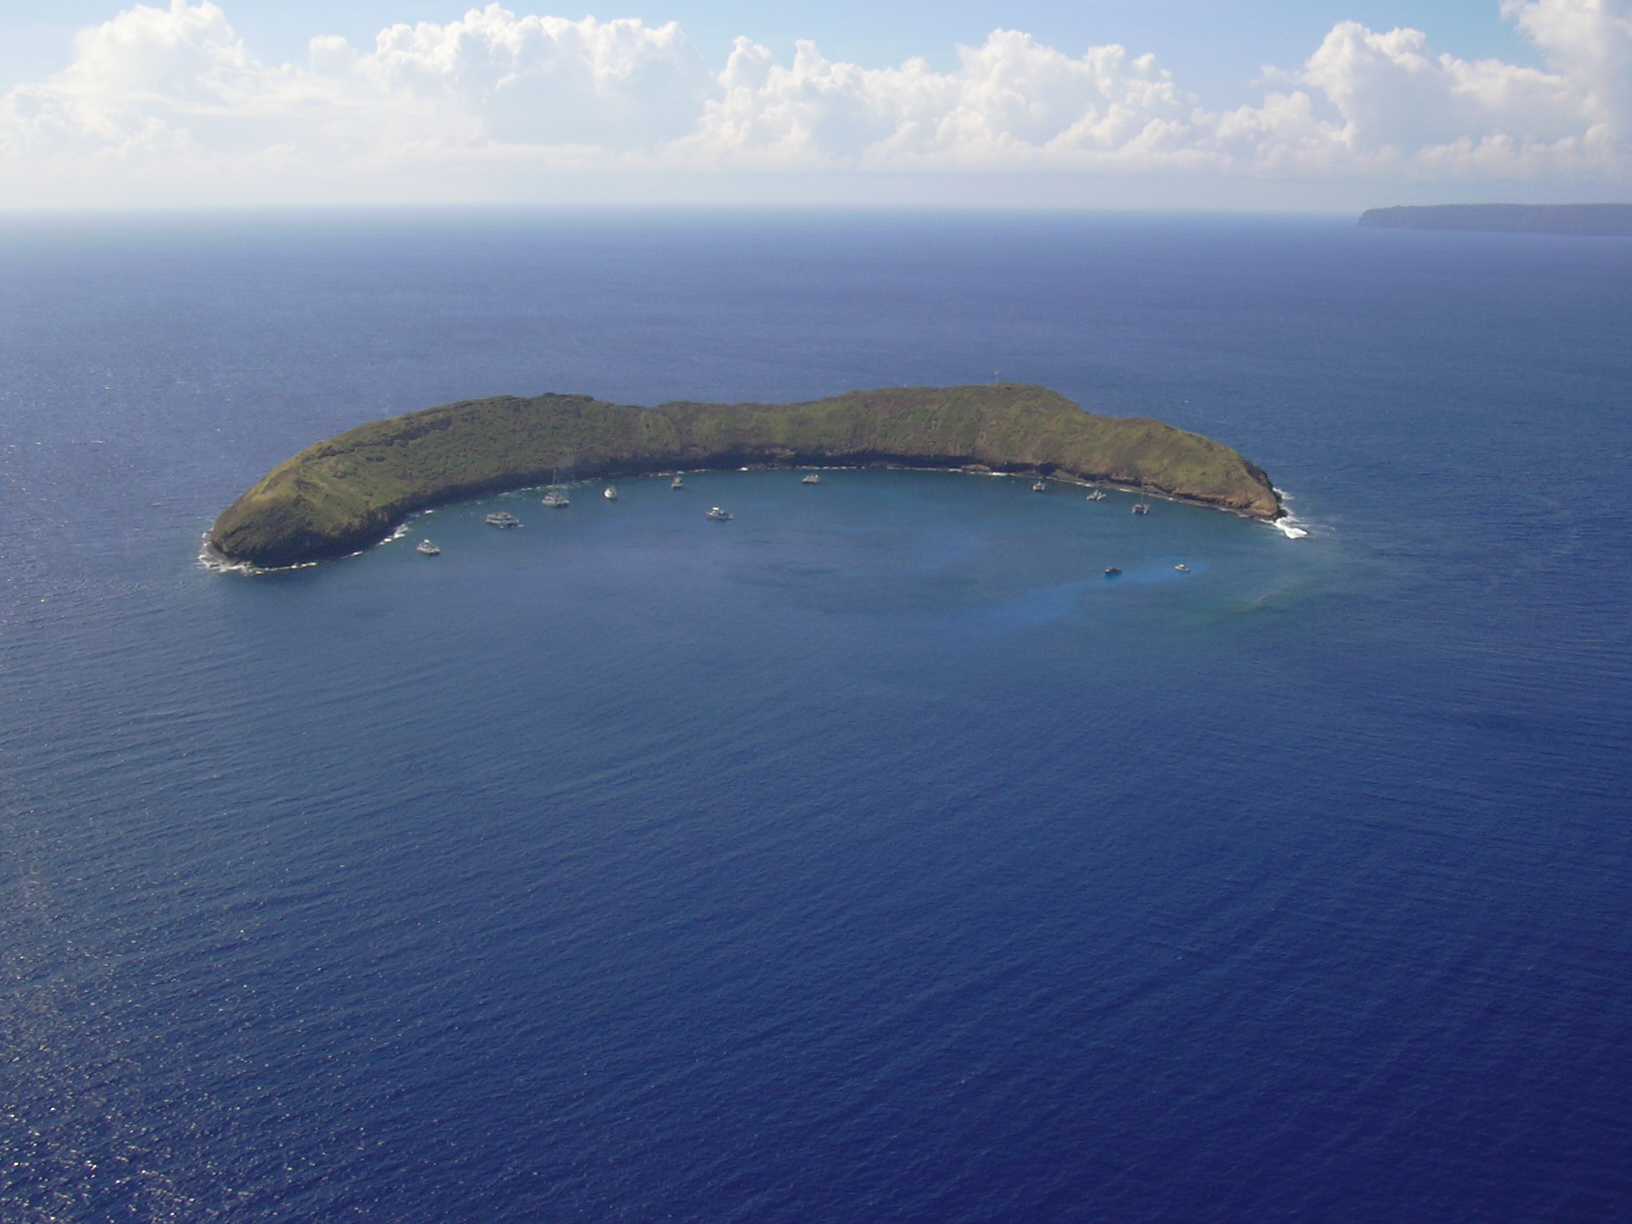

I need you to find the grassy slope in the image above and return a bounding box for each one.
[209,385,1281,566]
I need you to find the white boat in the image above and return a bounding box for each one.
[671,474,684,489]
[542,468,569,507]
[706,506,732,521]
[1132,502,1150,515]
[485,511,521,528]
[1032,479,1048,492]
[1175,564,1190,573]
[416,539,440,556]
[1086,490,1107,501]
[1104,566,1122,576]
[603,486,618,500]
[802,473,821,485]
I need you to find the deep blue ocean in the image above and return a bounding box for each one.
[2,211,1629,1222]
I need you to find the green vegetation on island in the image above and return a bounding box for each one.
[208,385,1282,568]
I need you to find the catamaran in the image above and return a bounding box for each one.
[542,469,569,507]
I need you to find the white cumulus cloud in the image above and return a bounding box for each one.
[340,7,710,148]
[1,0,289,161]
[0,0,1627,205]
[675,31,1194,166]
[1503,0,1632,132]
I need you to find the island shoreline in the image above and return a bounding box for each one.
[201,462,1289,575]
[207,386,1284,569]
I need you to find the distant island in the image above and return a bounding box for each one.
[1359,204,1632,237]
[208,385,1282,569]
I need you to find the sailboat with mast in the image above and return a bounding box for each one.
[542,468,570,508]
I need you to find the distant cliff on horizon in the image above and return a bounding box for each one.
[1359,204,1632,237]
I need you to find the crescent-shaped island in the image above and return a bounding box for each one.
[207,385,1283,569]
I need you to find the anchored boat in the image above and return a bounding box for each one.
[542,468,569,507]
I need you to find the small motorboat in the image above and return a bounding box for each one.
[604,486,618,500]
[1104,566,1122,576]
[485,511,521,528]
[416,539,440,556]
[671,474,685,490]
[1174,564,1190,573]
[706,506,733,521]
[802,473,821,485]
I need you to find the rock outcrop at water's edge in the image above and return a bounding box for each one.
[208,385,1283,568]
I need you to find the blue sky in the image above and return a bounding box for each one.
[0,1,1625,210]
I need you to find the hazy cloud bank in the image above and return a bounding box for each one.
[1,0,1627,206]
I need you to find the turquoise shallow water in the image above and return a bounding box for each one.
[2,212,1629,1222]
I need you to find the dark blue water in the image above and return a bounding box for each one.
[2,212,1629,1222]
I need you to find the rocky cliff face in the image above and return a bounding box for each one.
[209,385,1282,568]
